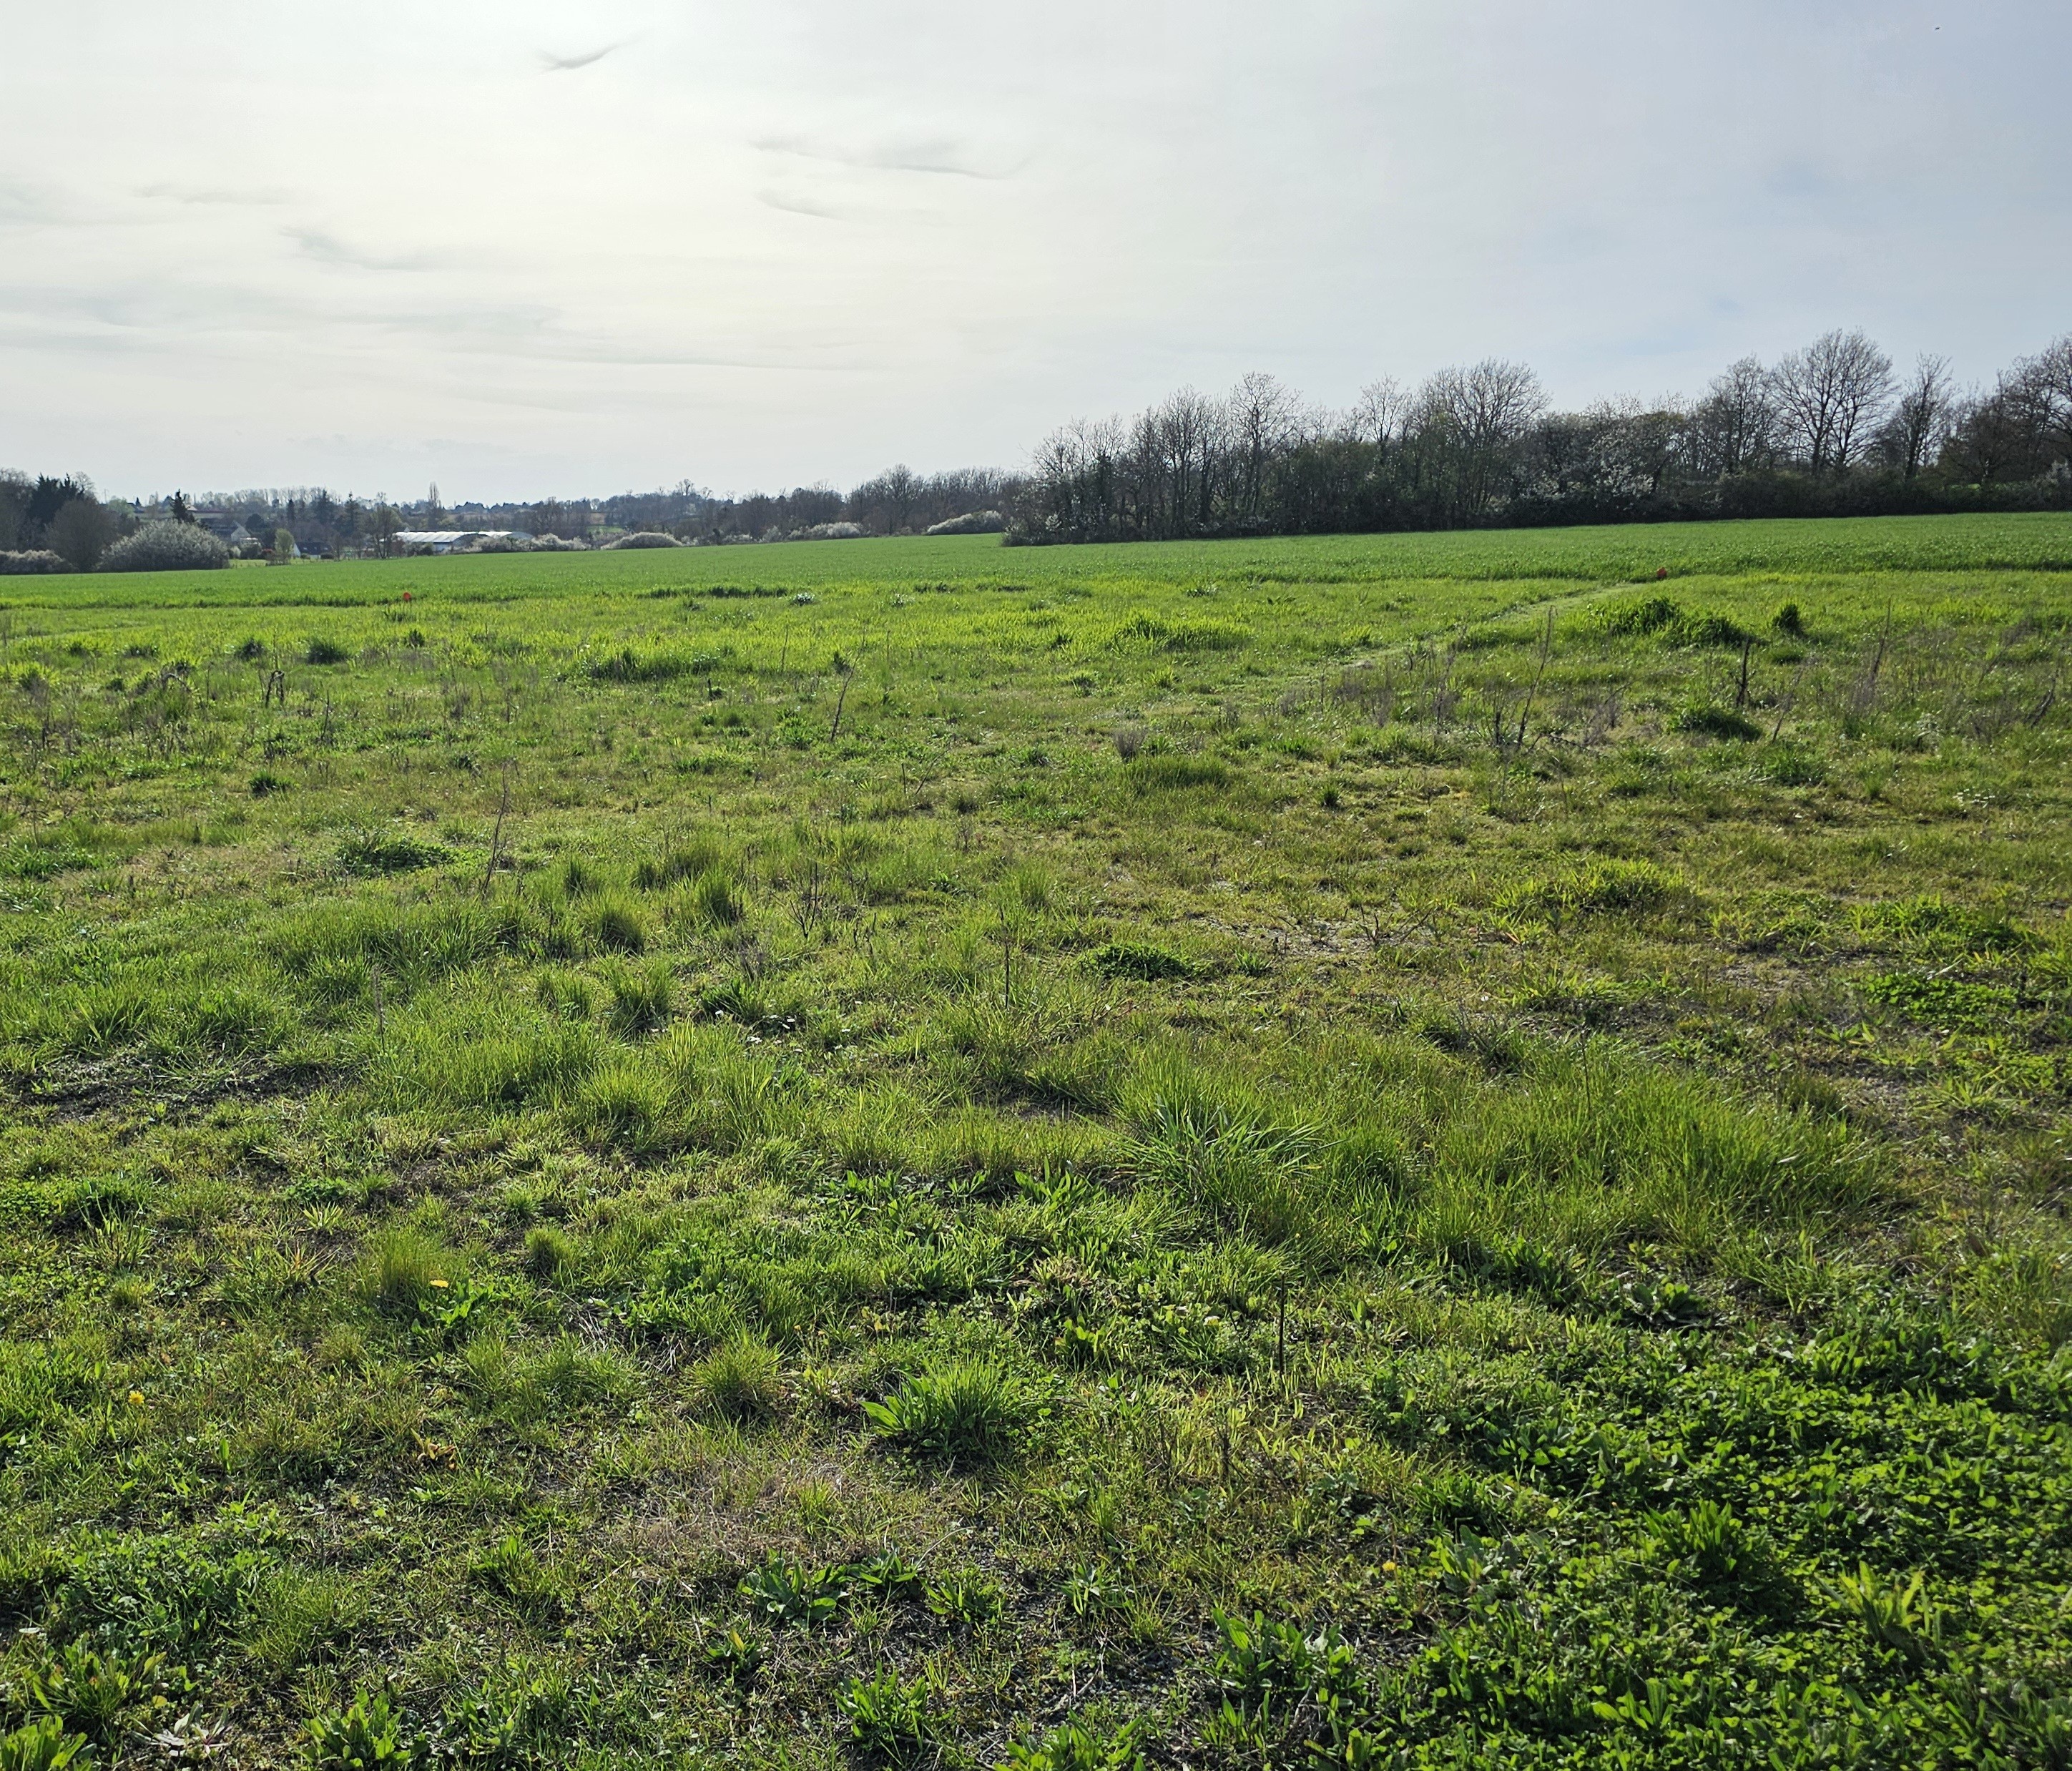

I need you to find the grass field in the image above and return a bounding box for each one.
[1,514,2068,1769]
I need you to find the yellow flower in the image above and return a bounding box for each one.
[428,1277,450,1290]
[127,1390,145,1407]
[1382,1560,1398,1574]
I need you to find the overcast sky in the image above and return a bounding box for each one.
[4,0,2068,503]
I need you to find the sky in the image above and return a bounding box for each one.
[3,0,2068,504]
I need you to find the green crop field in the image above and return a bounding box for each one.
[1,514,2069,1769]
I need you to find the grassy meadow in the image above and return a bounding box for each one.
[1,514,2069,1768]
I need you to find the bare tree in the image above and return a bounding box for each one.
[1416,359,1546,522]
[2013,335,2072,465]
[1347,378,1407,447]
[1881,354,1958,479]
[1226,372,1301,530]
[1693,357,1776,476]
[1769,330,1894,474]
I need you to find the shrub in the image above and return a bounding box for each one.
[925,510,1006,535]
[305,637,350,665]
[693,1333,782,1420]
[99,524,230,573]
[603,531,682,549]
[1772,600,1807,636]
[0,550,68,576]
[864,1358,1033,1466]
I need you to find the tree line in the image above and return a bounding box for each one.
[1008,331,2072,544]
[11,328,2068,567]
[0,468,1028,566]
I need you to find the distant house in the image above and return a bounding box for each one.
[392,530,523,554]
[191,510,254,546]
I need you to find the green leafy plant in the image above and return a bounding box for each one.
[20,1642,187,1746]
[0,1718,94,1771]
[924,1569,1003,1629]
[304,1691,419,1770]
[699,1623,767,1686]
[737,1555,841,1630]
[838,1670,931,1765]
[1004,1718,1148,1771]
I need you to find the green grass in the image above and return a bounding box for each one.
[0,514,2069,1767]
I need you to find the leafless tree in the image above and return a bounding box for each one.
[1692,357,1776,476]
[1225,372,1302,530]
[1415,359,1546,522]
[1881,354,1958,479]
[1347,377,1411,451]
[2012,335,2072,465]
[1769,329,1894,474]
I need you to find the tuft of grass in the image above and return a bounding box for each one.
[1089,939,1193,981]
[864,1358,1033,1466]
[1674,704,1762,740]
[1121,754,1229,793]
[588,647,692,682]
[687,868,745,927]
[361,1227,449,1313]
[590,896,647,954]
[338,825,449,875]
[604,960,675,1038]
[692,1333,782,1420]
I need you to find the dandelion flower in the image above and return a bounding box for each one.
[127,1390,145,1407]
